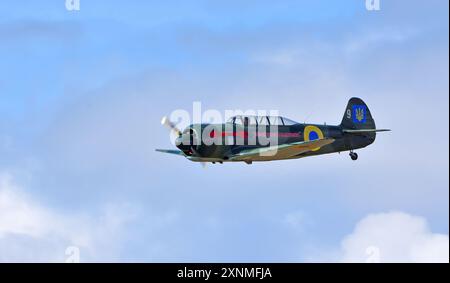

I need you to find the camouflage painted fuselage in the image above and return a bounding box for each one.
[176,122,375,162]
[157,97,388,163]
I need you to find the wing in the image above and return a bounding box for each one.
[230,138,335,161]
[155,149,185,156]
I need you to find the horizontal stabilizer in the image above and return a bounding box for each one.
[343,129,391,133]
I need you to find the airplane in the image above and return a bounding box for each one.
[156,97,390,164]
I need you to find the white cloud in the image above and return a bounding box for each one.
[0,172,136,262]
[340,211,449,263]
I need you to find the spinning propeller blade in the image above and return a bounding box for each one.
[161,116,182,137]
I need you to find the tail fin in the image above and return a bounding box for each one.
[340,97,376,130]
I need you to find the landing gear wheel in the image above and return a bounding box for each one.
[349,152,358,161]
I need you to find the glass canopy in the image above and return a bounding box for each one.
[227,115,298,126]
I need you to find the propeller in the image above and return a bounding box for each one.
[161,116,206,168]
[161,116,182,137]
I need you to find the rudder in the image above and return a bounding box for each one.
[341,97,376,130]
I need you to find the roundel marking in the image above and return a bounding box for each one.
[304,125,324,151]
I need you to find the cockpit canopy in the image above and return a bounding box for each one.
[227,115,298,126]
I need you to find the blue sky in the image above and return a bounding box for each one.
[0,1,448,262]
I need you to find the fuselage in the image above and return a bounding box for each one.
[157,97,388,163]
[176,122,376,162]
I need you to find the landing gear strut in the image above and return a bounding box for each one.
[349,151,358,161]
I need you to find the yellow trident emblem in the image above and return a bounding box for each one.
[355,108,365,122]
